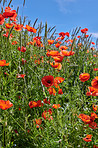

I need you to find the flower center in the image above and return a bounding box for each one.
[47,80,51,83]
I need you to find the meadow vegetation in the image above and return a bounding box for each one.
[0,0,98,147]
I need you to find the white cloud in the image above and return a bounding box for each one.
[55,0,76,14]
[91,32,98,38]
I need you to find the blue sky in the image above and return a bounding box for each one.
[1,0,98,40]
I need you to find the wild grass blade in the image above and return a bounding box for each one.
[50,29,56,39]
[0,0,3,4]
[23,16,27,26]
[7,25,14,40]
[23,0,25,7]
[47,27,51,33]
[1,6,3,13]
[49,26,56,33]
[33,18,38,28]
[8,0,12,7]
[44,21,47,38]
[28,20,31,26]
[20,16,22,24]
[3,0,6,6]
[37,21,43,36]
[16,6,19,14]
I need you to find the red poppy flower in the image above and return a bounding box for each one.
[3,32,8,37]
[35,118,42,125]
[67,39,74,43]
[46,50,50,57]
[89,122,98,129]
[34,118,42,128]
[78,43,82,47]
[43,98,50,105]
[90,112,98,122]
[33,36,41,40]
[65,32,70,37]
[69,51,75,56]
[78,114,91,124]
[59,46,68,50]
[50,61,59,68]
[12,41,18,45]
[81,28,88,34]
[83,135,92,142]
[77,35,80,38]
[87,50,89,53]
[86,86,96,96]
[92,89,98,96]
[0,60,9,66]
[27,129,31,133]
[19,107,21,111]
[42,108,53,120]
[16,74,26,79]
[0,100,13,110]
[47,87,56,96]
[93,68,98,71]
[58,88,63,94]
[88,86,95,92]
[50,61,62,70]
[14,129,18,133]
[85,35,89,38]
[48,39,54,45]
[25,25,36,33]
[52,55,64,62]
[55,63,62,70]
[10,13,17,21]
[3,31,10,38]
[93,145,98,148]
[3,7,17,21]
[60,50,70,56]
[60,50,75,57]
[5,23,13,29]
[56,37,61,41]
[91,47,95,51]
[52,104,61,109]
[49,50,60,56]
[18,46,26,52]
[29,100,43,108]
[22,58,27,65]
[86,91,91,96]
[79,73,90,82]
[35,40,43,47]
[34,59,40,65]
[3,9,16,18]
[0,14,5,25]
[93,55,97,57]
[59,32,66,37]
[60,36,65,40]
[91,76,98,89]
[55,42,61,48]
[54,77,64,86]
[92,104,97,112]
[4,72,9,76]
[14,24,23,31]
[42,75,54,87]
[91,42,95,45]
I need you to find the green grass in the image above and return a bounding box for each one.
[0,1,98,148]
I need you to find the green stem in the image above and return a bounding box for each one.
[2,113,6,148]
[10,114,26,132]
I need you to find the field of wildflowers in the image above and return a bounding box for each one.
[0,0,98,147]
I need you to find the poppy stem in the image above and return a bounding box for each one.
[10,113,26,132]
[27,65,47,98]
[2,114,6,147]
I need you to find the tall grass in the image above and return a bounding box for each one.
[0,0,98,147]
